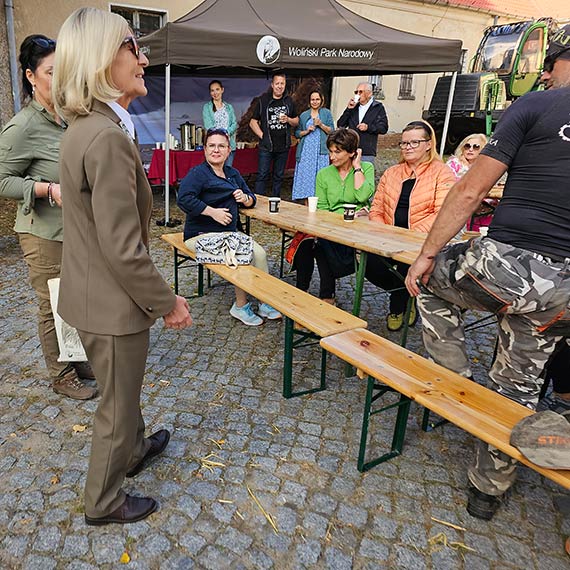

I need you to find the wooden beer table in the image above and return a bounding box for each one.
[243,196,425,342]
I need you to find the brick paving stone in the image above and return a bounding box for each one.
[91,533,127,565]
[61,534,89,558]
[358,537,390,560]
[296,539,322,566]
[324,546,354,570]
[22,555,57,570]
[216,527,253,555]
[2,534,29,558]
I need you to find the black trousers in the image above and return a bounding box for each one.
[294,239,337,299]
[365,254,410,315]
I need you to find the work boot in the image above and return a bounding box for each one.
[73,361,96,381]
[53,370,98,400]
[73,361,97,388]
[466,486,502,520]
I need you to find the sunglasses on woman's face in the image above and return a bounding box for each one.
[464,143,481,150]
[122,36,140,60]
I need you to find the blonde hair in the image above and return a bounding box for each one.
[453,133,488,166]
[53,7,129,122]
[399,120,440,165]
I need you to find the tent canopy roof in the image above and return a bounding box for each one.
[141,0,463,76]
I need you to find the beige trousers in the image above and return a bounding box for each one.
[19,233,73,379]
[78,328,151,517]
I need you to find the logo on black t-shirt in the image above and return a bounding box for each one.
[558,123,570,142]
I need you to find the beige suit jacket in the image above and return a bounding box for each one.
[58,101,175,335]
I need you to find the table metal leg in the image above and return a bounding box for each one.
[357,377,412,472]
[282,317,327,399]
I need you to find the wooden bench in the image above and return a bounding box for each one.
[320,328,570,489]
[161,232,367,397]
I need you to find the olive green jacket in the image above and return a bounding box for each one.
[0,100,65,240]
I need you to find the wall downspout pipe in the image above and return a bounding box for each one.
[5,0,21,113]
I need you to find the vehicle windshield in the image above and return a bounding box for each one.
[473,23,529,74]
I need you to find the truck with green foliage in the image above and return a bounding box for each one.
[423,19,555,151]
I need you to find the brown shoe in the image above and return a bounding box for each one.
[85,494,157,526]
[53,370,98,400]
[73,361,96,381]
[126,429,171,477]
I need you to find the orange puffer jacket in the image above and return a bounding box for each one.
[370,159,456,233]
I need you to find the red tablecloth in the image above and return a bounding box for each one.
[148,146,296,185]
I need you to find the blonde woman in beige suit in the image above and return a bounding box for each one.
[53,8,192,526]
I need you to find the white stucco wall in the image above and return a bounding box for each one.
[332,0,512,132]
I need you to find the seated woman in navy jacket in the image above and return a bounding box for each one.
[177,128,281,326]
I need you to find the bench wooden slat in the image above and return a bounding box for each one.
[161,232,366,337]
[321,327,570,489]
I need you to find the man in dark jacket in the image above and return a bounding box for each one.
[337,82,388,164]
[249,74,298,197]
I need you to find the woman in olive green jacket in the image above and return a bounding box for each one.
[0,35,96,400]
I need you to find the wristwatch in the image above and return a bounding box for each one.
[353,168,363,173]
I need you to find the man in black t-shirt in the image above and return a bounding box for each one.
[405,26,570,521]
[249,74,298,197]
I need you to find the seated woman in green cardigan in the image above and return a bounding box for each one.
[293,128,374,303]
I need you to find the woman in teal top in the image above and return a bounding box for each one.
[0,35,96,400]
[294,128,374,302]
[202,80,238,166]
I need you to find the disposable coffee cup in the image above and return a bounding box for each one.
[343,203,356,222]
[479,227,489,237]
[268,197,281,214]
[307,196,318,212]
[155,142,161,149]
[353,94,360,104]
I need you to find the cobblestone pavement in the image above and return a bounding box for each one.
[1,193,569,570]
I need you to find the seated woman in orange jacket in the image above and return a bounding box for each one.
[366,121,455,331]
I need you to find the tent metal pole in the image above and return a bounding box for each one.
[439,71,457,156]
[164,63,171,223]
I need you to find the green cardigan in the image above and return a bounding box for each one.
[202,101,238,151]
[315,162,375,214]
[0,100,65,241]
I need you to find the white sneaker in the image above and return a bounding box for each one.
[230,302,263,326]
[258,302,282,320]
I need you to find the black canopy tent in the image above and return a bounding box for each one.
[140,0,463,220]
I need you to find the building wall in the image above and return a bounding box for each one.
[0,1,13,126]
[0,0,201,126]
[332,0,512,133]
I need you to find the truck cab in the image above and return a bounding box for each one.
[423,20,550,152]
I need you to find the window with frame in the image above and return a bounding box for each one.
[398,74,414,100]
[110,5,166,38]
[369,75,384,99]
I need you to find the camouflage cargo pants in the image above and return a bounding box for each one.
[418,237,570,496]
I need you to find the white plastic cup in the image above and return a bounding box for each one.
[343,203,356,222]
[479,227,489,237]
[307,196,318,213]
[155,142,161,149]
[268,197,281,214]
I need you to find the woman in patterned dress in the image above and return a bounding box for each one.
[292,89,334,202]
